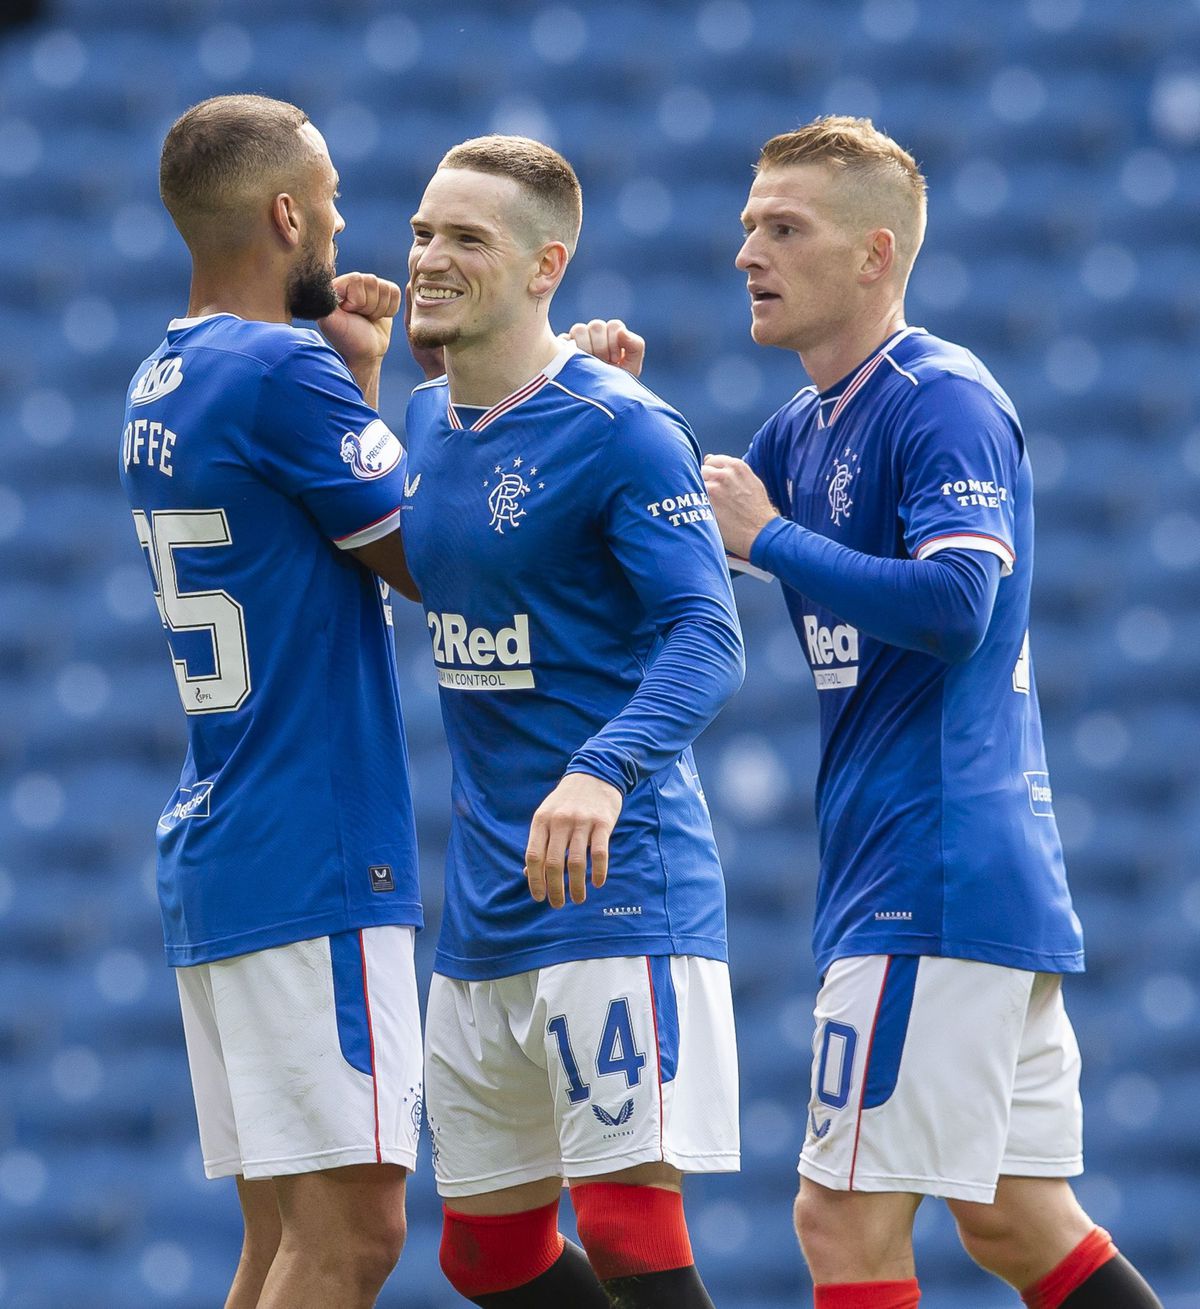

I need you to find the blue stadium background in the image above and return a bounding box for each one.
[1,0,1198,1304]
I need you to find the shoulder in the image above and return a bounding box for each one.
[889,331,1018,423]
[409,374,448,404]
[552,352,699,457]
[746,385,818,462]
[764,384,819,433]
[552,351,676,425]
[179,318,333,372]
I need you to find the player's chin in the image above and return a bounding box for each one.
[409,321,459,350]
[748,314,794,350]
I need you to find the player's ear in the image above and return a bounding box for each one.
[271,192,303,250]
[858,227,895,285]
[530,241,569,299]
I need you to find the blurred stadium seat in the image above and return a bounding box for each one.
[0,0,1197,1305]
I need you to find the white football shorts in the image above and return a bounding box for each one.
[425,955,740,1198]
[176,925,423,1180]
[798,955,1083,1204]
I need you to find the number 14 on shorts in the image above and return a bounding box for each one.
[547,998,647,1104]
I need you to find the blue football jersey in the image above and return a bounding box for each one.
[746,327,1084,976]
[402,343,743,980]
[119,313,422,966]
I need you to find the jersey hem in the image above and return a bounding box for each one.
[566,1147,741,1178]
[998,1154,1083,1177]
[798,1155,997,1204]
[433,932,727,981]
[814,934,1085,978]
[166,901,424,967]
[240,1142,418,1180]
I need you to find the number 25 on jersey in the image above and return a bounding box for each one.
[132,508,251,715]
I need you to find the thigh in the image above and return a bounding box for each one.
[1001,974,1084,1178]
[210,926,422,1180]
[799,955,1034,1203]
[535,955,739,1181]
[424,971,563,1198]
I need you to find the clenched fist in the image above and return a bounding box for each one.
[319,272,402,373]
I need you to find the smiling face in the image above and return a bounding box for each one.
[735,163,871,354]
[408,167,556,351]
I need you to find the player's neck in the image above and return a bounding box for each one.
[444,325,563,407]
[799,304,908,393]
[184,262,290,326]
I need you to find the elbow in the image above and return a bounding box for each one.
[720,628,747,699]
[930,614,989,665]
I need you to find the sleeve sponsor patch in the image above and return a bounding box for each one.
[940,476,1009,509]
[645,489,713,526]
[340,418,404,480]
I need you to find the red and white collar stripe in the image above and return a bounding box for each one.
[447,341,577,432]
[819,326,922,429]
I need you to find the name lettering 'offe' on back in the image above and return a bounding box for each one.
[118,314,421,967]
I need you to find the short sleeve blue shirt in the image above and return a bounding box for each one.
[119,314,422,965]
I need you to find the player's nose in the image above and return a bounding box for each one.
[734,235,761,271]
[413,238,450,273]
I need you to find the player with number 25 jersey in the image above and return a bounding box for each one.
[121,313,422,965]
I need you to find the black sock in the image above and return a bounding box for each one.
[1059,1253,1163,1308]
[601,1264,716,1308]
[473,1239,610,1308]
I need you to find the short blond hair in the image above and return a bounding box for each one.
[439,134,583,255]
[758,116,927,276]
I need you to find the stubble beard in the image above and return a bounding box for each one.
[409,322,461,350]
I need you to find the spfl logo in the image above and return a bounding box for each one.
[340,418,403,480]
[483,456,545,533]
[826,447,860,525]
[593,1099,635,1133]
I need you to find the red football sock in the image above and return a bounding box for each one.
[814,1279,921,1308]
[439,1201,564,1299]
[1022,1227,1118,1309]
[570,1182,694,1281]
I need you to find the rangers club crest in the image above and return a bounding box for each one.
[483,455,546,533]
[826,446,860,525]
[340,418,403,480]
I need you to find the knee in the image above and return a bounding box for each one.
[300,1206,405,1290]
[793,1186,837,1268]
[358,1207,406,1284]
[954,1204,1021,1277]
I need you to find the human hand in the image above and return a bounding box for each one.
[524,772,624,909]
[701,455,780,560]
[404,281,445,381]
[318,272,401,372]
[563,319,645,377]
